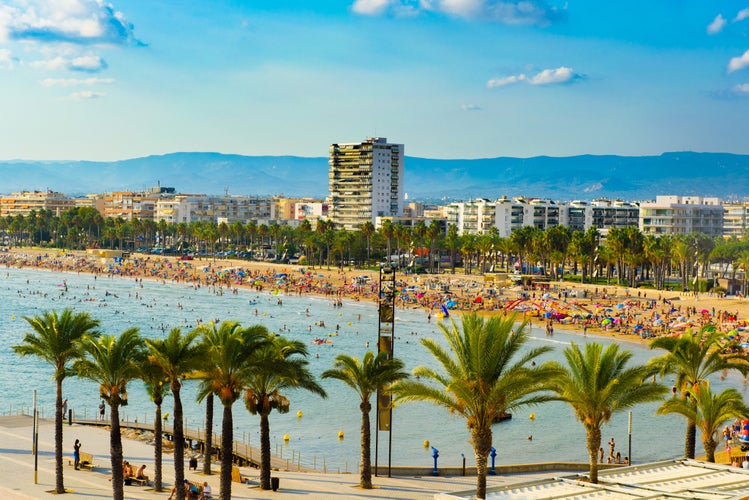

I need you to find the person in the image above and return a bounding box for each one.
[62,398,68,417]
[123,461,133,485]
[199,481,212,499]
[615,451,622,464]
[608,437,616,458]
[599,447,604,463]
[189,455,198,470]
[136,464,149,484]
[623,456,629,465]
[99,400,106,421]
[73,439,81,470]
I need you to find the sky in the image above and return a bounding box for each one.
[1,1,749,161]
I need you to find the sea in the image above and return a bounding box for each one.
[1,266,744,471]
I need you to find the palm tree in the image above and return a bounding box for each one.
[649,326,748,458]
[144,328,204,500]
[198,321,270,500]
[549,342,667,483]
[322,352,409,489]
[657,381,748,462]
[73,329,144,500]
[140,363,170,491]
[244,336,327,490]
[12,309,100,494]
[391,313,559,500]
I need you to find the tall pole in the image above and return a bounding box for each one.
[628,411,632,466]
[375,263,396,477]
[33,390,38,484]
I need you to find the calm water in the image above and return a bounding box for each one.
[1,267,745,469]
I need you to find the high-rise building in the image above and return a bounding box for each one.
[328,137,404,230]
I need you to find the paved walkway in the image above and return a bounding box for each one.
[0,415,560,499]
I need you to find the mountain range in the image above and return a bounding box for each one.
[2,151,748,202]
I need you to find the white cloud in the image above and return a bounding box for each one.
[487,74,526,88]
[707,14,726,35]
[735,8,749,22]
[70,55,106,72]
[461,103,481,111]
[728,49,749,73]
[352,0,565,26]
[0,0,139,45]
[67,90,105,100]
[488,66,580,88]
[352,0,393,15]
[40,77,114,87]
[29,54,107,72]
[529,66,575,85]
[734,83,749,95]
[0,48,15,69]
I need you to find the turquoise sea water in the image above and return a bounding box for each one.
[1,267,745,470]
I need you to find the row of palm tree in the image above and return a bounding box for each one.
[13,308,749,500]
[9,207,749,290]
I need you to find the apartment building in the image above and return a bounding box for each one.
[328,137,404,230]
[0,190,77,216]
[639,195,723,237]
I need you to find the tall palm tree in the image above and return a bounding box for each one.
[73,329,144,500]
[391,313,559,500]
[145,328,205,500]
[244,336,327,490]
[549,342,667,483]
[12,309,100,494]
[198,321,270,500]
[140,363,170,491]
[649,326,748,458]
[322,352,409,489]
[657,381,748,462]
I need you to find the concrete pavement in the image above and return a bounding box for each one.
[0,415,562,499]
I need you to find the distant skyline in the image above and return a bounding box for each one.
[1,1,749,161]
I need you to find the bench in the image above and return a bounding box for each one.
[68,452,96,471]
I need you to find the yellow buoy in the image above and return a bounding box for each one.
[530,413,536,420]
[11,314,15,320]
[347,322,352,326]
[423,439,430,448]
[338,431,345,440]
[283,434,290,441]
[297,410,303,418]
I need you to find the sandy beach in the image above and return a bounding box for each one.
[3,247,749,347]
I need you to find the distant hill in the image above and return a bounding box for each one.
[2,151,748,201]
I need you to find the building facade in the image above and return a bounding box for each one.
[639,195,723,237]
[328,137,404,230]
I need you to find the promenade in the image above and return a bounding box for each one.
[0,415,563,499]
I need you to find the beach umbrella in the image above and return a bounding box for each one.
[700,309,709,314]
[474,296,483,303]
[601,318,612,325]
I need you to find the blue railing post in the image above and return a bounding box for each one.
[489,447,497,475]
[431,447,439,476]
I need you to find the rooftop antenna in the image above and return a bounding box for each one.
[224,186,229,196]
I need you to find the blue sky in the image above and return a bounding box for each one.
[1,0,749,161]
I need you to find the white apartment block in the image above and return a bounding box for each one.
[154,195,275,224]
[0,190,77,217]
[639,195,723,237]
[328,137,404,230]
[446,197,560,236]
[723,201,749,239]
[565,199,640,232]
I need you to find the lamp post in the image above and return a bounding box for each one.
[375,263,396,478]
[628,411,633,465]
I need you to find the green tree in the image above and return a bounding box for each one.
[392,313,559,499]
[656,381,748,462]
[145,328,204,500]
[549,342,667,483]
[322,352,409,489]
[74,329,144,500]
[12,309,100,494]
[198,321,270,500]
[649,326,748,458]
[244,336,327,490]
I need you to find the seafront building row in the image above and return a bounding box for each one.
[0,136,747,239]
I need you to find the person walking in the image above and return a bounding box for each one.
[98,400,105,421]
[73,439,81,470]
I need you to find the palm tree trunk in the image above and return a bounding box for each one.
[360,400,372,489]
[586,426,601,484]
[54,379,65,493]
[220,403,233,500]
[704,437,717,463]
[202,394,214,475]
[154,402,163,491]
[173,388,186,500]
[260,411,272,490]
[471,427,492,500]
[685,420,696,459]
[110,404,125,500]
